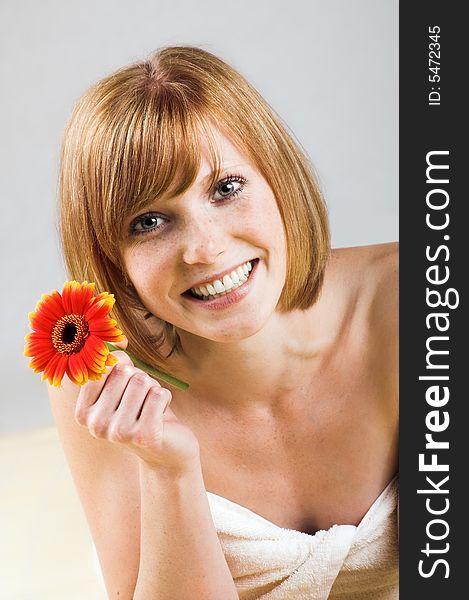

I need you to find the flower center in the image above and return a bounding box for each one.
[51,314,89,354]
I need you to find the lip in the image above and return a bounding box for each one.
[183,258,259,293]
[182,258,260,310]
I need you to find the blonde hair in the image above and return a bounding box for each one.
[59,45,330,371]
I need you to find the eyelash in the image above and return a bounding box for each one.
[129,173,247,236]
[213,173,247,202]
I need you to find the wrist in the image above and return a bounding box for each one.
[138,454,202,482]
[138,457,207,510]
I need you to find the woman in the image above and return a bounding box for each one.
[49,46,398,599]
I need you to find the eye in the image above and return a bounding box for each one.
[212,174,247,202]
[129,212,166,235]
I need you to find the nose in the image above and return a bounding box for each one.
[181,216,226,265]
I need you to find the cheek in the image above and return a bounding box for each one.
[249,198,287,255]
[123,245,169,299]
[238,192,286,239]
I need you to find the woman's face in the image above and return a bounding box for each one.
[121,128,288,343]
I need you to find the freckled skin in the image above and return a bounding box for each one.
[122,128,288,344]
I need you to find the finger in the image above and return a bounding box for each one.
[109,349,132,366]
[138,386,172,423]
[75,368,113,423]
[75,362,133,429]
[113,371,157,425]
[83,364,144,438]
[76,350,132,409]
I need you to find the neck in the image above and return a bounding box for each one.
[170,307,327,415]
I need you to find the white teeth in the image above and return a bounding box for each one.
[213,280,225,293]
[189,260,255,298]
[223,274,234,290]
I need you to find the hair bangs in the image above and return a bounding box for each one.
[91,89,224,260]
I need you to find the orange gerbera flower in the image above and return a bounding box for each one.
[24,281,124,387]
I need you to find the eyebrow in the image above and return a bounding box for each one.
[198,163,246,187]
[129,162,248,219]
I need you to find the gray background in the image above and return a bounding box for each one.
[0,0,398,434]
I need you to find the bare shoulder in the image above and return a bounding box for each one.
[330,242,398,278]
[365,242,398,325]
[48,378,140,598]
[329,242,398,308]
[329,243,398,418]
[328,241,398,349]
[367,241,398,288]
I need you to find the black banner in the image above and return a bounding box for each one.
[400,2,466,597]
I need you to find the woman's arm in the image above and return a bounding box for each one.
[135,461,236,600]
[48,354,238,600]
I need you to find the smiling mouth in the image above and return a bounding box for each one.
[183,258,259,300]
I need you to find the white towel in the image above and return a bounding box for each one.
[207,477,398,599]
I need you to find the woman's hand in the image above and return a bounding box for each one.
[74,351,200,475]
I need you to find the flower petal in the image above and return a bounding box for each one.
[27,346,56,363]
[72,281,95,313]
[42,352,66,386]
[28,311,56,333]
[88,370,105,381]
[88,317,118,330]
[34,290,66,322]
[25,330,55,341]
[52,355,68,387]
[85,294,115,321]
[86,334,109,356]
[105,353,118,367]
[60,281,73,314]
[61,280,88,314]
[29,350,56,372]
[89,321,124,340]
[101,332,125,343]
[66,353,89,385]
[24,338,54,357]
[82,284,101,312]
[80,340,107,372]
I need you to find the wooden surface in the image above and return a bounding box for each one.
[0,427,105,600]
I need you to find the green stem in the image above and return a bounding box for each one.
[105,343,189,391]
